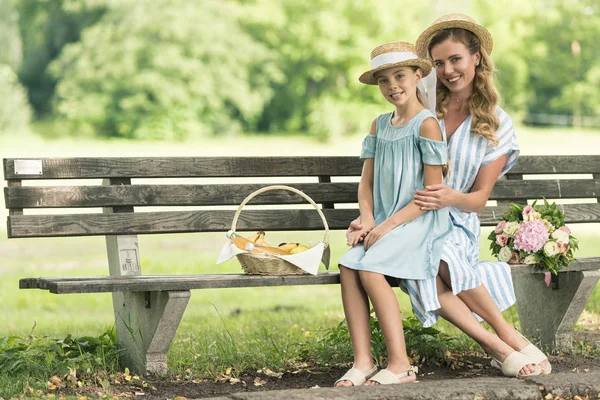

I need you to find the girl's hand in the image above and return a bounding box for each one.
[414,184,457,210]
[363,220,394,250]
[346,217,374,246]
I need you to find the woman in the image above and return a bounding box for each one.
[348,13,550,378]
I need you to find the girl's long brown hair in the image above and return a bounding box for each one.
[428,28,499,145]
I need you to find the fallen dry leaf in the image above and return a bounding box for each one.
[174,397,188,400]
[49,376,62,386]
[254,377,267,386]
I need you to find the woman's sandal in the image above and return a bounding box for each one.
[334,365,378,387]
[514,330,552,375]
[491,330,552,375]
[366,365,418,385]
[490,351,542,378]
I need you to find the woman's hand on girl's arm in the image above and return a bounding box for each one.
[416,155,508,213]
[414,184,460,210]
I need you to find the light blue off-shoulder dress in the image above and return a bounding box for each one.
[398,107,520,327]
[339,109,452,280]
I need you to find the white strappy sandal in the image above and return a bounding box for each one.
[367,365,418,385]
[490,351,542,378]
[334,365,378,387]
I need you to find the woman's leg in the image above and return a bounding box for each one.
[358,270,416,385]
[335,265,375,387]
[438,263,550,372]
[434,268,537,375]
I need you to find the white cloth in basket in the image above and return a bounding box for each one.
[216,241,327,275]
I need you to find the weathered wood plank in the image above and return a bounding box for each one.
[489,179,600,200]
[3,157,363,179]
[8,203,600,238]
[507,155,600,175]
[5,183,358,208]
[19,257,600,293]
[6,179,600,209]
[19,272,342,294]
[5,155,600,180]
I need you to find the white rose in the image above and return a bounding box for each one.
[523,211,541,222]
[543,241,560,257]
[523,255,538,264]
[503,221,520,237]
[551,229,569,245]
[498,246,512,262]
[542,219,555,233]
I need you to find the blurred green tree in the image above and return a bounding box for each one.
[51,0,279,139]
[16,0,107,116]
[0,0,23,70]
[240,0,434,140]
[519,0,599,120]
[0,64,32,135]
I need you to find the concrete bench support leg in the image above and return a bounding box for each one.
[514,270,600,350]
[103,228,191,375]
[113,290,191,376]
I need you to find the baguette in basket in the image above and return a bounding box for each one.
[216,185,330,275]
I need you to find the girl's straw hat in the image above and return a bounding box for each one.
[359,41,432,85]
[415,13,493,58]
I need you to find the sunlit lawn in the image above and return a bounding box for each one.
[1,123,600,340]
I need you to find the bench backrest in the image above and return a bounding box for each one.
[4,156,600,239]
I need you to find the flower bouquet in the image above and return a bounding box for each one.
[488,200,578,274]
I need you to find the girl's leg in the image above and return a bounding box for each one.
[438,263,550,372]
[435,268,537,375]
[335,265,375,387]
[358,270,416,385]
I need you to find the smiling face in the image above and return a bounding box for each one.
[374,66,422,107]
[430,38,480,96]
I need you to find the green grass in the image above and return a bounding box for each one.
[1,125,599,397]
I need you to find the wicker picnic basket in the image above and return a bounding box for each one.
[229,185,330,275]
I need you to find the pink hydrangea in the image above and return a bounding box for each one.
[513,220,550,253]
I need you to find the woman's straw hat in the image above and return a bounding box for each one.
[415,13,493,58]
[359,41,432,85]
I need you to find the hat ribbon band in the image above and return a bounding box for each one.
[371,52,418,69]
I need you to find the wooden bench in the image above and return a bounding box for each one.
[3,155,600,375]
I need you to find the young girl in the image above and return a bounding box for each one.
[335,41,451,386]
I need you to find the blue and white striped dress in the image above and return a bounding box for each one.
[398,107,520,327]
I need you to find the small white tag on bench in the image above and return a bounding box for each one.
[14,159,43,175]
[120,248,140,274]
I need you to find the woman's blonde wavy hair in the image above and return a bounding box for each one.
[428,28,499,145]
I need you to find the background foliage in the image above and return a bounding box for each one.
[1,0,599,139]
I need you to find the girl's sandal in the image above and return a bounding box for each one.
[334,365,378,387]
[367,365,418,385]
[491,351,542,378]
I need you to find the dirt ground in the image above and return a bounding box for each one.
[49,327,600,399]
[142,351,600,399]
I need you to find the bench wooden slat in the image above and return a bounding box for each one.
[5,183,359,208]
[5,155,600,181]
[8,203,600,237]
[6,179,600,209]
[489,179,600,200]
[3,157,363,179]
[20,257,600,294]
[19,273,343,294]
[506,155,600,175]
